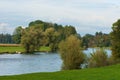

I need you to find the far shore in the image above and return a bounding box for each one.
[0,44,51,54]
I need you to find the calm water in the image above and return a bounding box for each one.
[0,53,62,76]
[84,48,112,56]
[0,48,111,76]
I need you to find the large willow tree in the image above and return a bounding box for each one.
[21,26,43,53]
[110,19,120,60]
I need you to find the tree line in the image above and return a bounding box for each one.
[0,33,14,43]
[0,20,111,49]
[82,32,111,48]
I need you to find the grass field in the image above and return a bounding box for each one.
[0,44,21,47]
[0,46,25,53]
[0,64,120,80]
[39,46,51,52]
[0,44,24,53]
[0,44,51,53]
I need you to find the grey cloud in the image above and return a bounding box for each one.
[0,0,119,35]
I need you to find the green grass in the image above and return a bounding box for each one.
[0,45,51,53]
[0,64,120,80]
[39,46,51,52]
[0,46,25,53]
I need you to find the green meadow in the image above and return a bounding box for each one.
[0,64,120,80]
[0,44,51,53]
[0,46,25,53]
[39,46,51,52]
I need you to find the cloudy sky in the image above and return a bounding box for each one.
[0,0,120,35]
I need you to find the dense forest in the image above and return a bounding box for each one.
[82,32,111,48]
[0,20,111,49]
[0,34,14,43]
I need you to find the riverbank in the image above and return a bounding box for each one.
[0,64,120,80]
[0,44,51,53]
[0,46,25,53]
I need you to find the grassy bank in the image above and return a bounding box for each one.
[0,64,120,80]
[39,46,51,52]
[0,44,24,53]
[0,46,25,53]
[0,44,51,53]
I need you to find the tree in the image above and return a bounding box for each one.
[0,33,13,43]
[110,19,120,60]
[21,27,43,53]
[82,34,94,48]
[59,35,85,70]
[64,25,77,38]
[88,49,109,68]
[29,20,51,31]
[82,32,111,48]
[12,26,23,44]
[19,20,79,52]
[45,28,60,51]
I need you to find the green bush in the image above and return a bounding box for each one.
[108,55,120,65]
[110,19,120,60]
[59,35,85,70]
[88,49,109,68]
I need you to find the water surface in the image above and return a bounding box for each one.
[0,53,62,76]
[0,48,111,76]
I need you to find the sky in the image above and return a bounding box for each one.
[0,0,120,36]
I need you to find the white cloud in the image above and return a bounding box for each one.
[0,23,14,34]
[0,23,8,27]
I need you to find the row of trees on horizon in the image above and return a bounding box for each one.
[0,20,111,49]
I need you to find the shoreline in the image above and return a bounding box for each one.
[0,44,52,54]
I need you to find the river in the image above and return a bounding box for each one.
[0,48,111,76]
